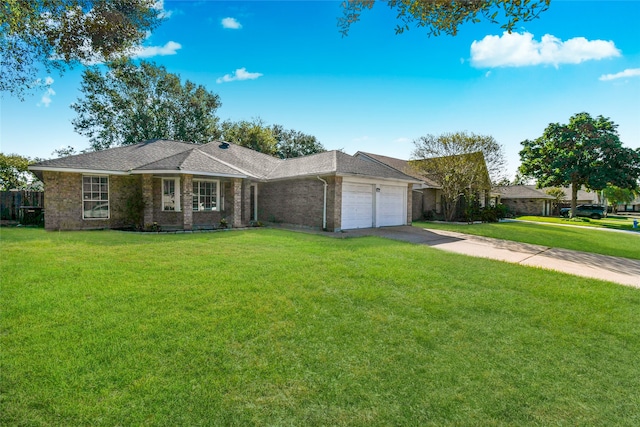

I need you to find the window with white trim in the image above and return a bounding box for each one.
[162,178,181,211]
[83,175,109,219]
[193,180,219,211]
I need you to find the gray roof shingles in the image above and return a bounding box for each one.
[31,139,418,183]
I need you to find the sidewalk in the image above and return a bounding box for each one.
[336,226,640,288]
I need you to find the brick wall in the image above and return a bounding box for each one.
[42,171,140,230]
[412,190,423,221]
[259,177,328,230]
[502,198,545,216]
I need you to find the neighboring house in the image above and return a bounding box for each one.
[616,195,640,212]
[29,139,420,232]
[493,185,601,216]
[354,151,492,220]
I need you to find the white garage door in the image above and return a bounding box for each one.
[341,183,374,229]
[377,185,406,227]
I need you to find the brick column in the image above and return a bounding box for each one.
[243,180,251,224]
[181,174,193,230]
[232,178,242,228]
[142,174,154,228]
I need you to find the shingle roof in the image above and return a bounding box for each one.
[355,151,442,187]
[135,149,246,177]
[30,139,196,172]
[30,139,419,183]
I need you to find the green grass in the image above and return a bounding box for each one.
[2,228,640,426]
[518,215,639,232]
[414,220,640,260]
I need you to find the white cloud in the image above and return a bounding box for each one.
[130,41,182,58]
[154,0,173,19]
[470,32,621,68]
[599,68,640,81]
[216,68,263,83]
[38,87,56,107]
[221,17,242,29]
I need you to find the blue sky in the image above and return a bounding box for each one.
[2,0,639,180]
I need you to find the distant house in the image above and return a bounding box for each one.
[616,195,640,213]
[29,139,420,232]
[354,151,492,220]
[493,185,601,216]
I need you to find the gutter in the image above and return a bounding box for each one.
[317,176,328,231]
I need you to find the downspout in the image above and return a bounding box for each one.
[317,176,328,231]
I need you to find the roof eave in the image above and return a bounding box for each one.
[28,166,129,175]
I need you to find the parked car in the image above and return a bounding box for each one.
[560,204,607,219]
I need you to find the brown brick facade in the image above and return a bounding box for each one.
[42,171,140,230]
[259,177,329,230]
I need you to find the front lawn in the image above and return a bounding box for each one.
[518,215,639,232]
[414,220,640,260]
[2,228,639,426]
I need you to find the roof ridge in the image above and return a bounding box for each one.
[194,146,259,178]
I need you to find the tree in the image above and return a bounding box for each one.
[271,124,326,159]
[603,186,636,213]
[0,153,41,190]
[1,0,161,99]
[219,119,326,159]
[410,131,501,221]
[519,112,640,218]
[220,118,278,156]
[339,0,550,37]
[72,59,222,150]
[545,187,566,216]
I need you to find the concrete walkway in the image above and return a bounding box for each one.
[334,226,640,288]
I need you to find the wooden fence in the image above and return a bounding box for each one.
[1,191,44,223]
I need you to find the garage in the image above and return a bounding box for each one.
[377,185,406,227]
[341,181,407,230]
[341,183,374,229]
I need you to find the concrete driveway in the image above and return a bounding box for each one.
[338,226,640,288]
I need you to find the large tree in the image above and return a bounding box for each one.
[220,118,279,156]
[339,0,550,37]
[220,119,325,159]
[72,59,222,150]
[519,112,640,217]
[0,153,41,190]
[1,0,161,99]
[603,186,636,213]
[271,124,326,159]
[411,131,503,221]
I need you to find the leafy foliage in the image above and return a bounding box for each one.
[220,118,325,159]
[519,112,640,216]
[603,186,637,212]
[545,187,566,216]
[220,118,278,156]
[0,153,40,190]
[272,124,326,159]
[411,131,505,221]
[1,0,161,98]
[72,59,222,150]
[339,0,550,37]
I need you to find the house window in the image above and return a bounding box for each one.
[193,180,219,211]
[83,175,109,219]
[162,178,181,211]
